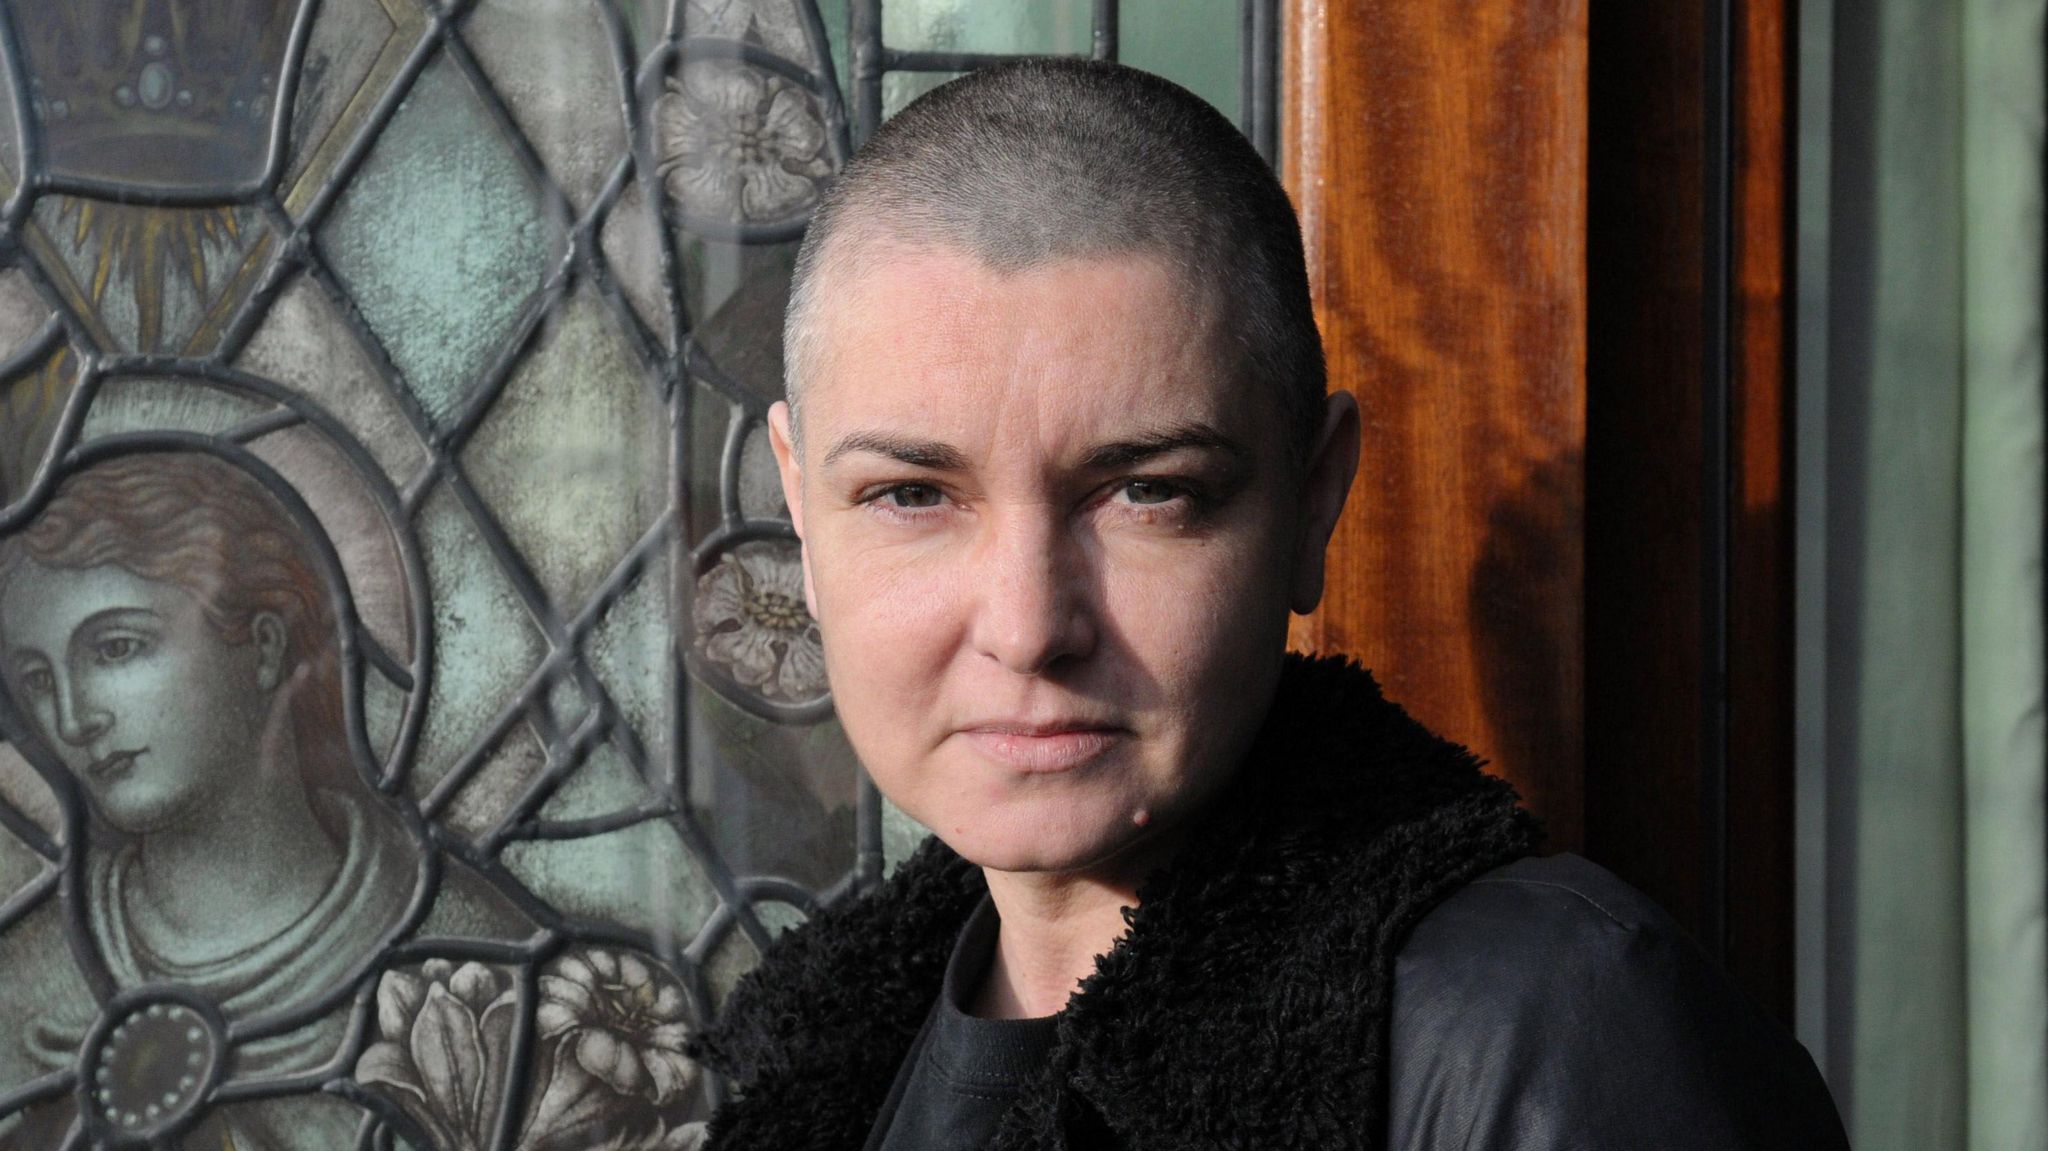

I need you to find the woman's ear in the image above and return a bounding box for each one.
[1290,391,1362,615]
[767,401,820,618]
[251,611,288,692]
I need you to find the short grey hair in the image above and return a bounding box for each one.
[782,57,1326,461]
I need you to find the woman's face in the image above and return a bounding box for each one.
[0,560,282,835]
[772,245,1352,879]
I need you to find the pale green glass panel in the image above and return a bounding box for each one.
[882,0,1091,56]
[462,287,666,615]
[441,719,549,839]
[411,854,541,943]
[0,744,59,850]
[501,817,718,947]
[756,899,806,936]
[320,52,555,430]
[233,273,430,487]
[1122,0,1243,125]
[78,377,269,441]
[539,741,661,822]
[363,666,409,767]
[409,483,549,796]
[883,69,963,120]
[737,422,788,521]
[588,552,676,777]
[463,0,629,211]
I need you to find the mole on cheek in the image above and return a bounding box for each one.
[1131,808,1150,827]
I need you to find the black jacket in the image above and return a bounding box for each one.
[695,655,1850,1149]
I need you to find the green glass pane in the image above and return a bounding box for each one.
[881,0,1091,56]
[539,741,661,823]
[679,0,828,68]
[702,921,761,1016]
[1121,0,1244,126]
[320,51,556,430]
[232,273,431,487]
[500,816,717,946]
[0,743,60,851]
[363,665,409,768]
[462,0,628,211]
[78,376,270,441]
[461,288,666,615]
[283,0,409,198]
[442,718,549,839]
[599,180,672,349]
[411,854,539,943]
[588,551,675,775]
[882,69,962,121]
[409,483,548,796]
[687,240,797,405]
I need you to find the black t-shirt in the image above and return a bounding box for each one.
[869,897,1058,1151]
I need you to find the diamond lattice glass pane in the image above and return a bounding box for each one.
[538,741,662,823]
[463,0,629,212]
[439,715,549,840]
[600,180,673,349]
[233,273,431,487]
[461,287,666,616]
[281,0,428,214]
[320,51,557,430]
[500,817,718,949]
[589,550,677,780]
[410,482,549,796]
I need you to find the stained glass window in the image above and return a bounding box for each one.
[0,1,1274,1147]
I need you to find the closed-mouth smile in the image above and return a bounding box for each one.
[85,748,144,783]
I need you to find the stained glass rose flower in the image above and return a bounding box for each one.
[693,544,827,704]
[537,948,697,1105]
[655,58,831,226]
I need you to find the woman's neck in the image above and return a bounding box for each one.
[973,866,1143,1019]
[126,767,343,965]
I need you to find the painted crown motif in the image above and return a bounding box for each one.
[7,0,303,191]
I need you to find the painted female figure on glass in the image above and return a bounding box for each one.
[0,450,425,1146]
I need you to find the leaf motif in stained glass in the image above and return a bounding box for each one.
[463,0,630,212]
[319,51,557,431]
[233,273,431,487]
[461,287,666,617]
[500,816,718,951]
[409,483,548,798]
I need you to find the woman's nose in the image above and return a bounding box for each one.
[51,675,110,748]
[970,509,1099,676]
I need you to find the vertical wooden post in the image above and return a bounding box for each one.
[1283,0,1590,851]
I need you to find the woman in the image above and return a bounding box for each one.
[0,450,419,1147]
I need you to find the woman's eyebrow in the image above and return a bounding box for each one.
[823,432,971,470]
[1083,423,1246,470]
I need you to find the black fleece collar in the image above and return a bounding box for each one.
[694,654,1540,1150]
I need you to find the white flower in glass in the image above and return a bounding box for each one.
[655,59,830,225]
[693,545,827,703]
[536,948,697,1106]
[357,960,517,1151]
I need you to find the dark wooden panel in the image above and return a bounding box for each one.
[1282,0,1589,851]
[1725,0,1796,1021]
[1585,0,1710,944]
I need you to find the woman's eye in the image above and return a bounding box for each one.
[885,484,943,509]
[1120,479,1184,506]
[20,668,51,695]
[94,637,142,663]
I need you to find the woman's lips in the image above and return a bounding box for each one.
[85,749,143,783]
[959,727,1124,773]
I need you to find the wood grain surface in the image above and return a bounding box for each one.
[1283,0,1589,851]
